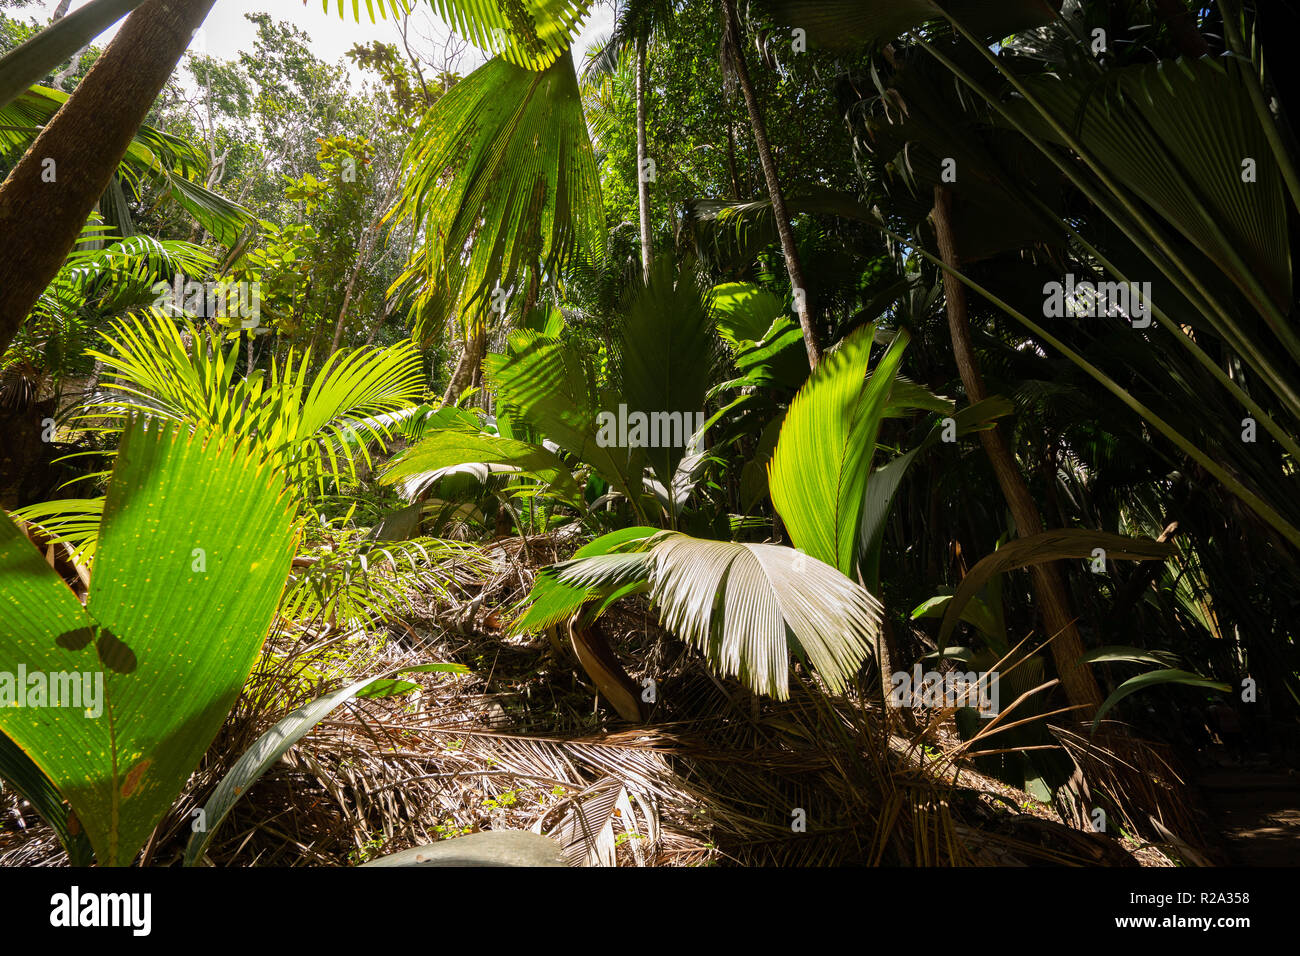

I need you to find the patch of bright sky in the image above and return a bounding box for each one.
[25,1,614,82]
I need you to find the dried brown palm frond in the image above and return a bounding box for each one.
[1051,722,1208,852]
[1,530,1155,868]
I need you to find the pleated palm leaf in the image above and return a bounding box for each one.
[388,53,603,345]
[80,314,425,496]
[612,256,718,493]
[0,417,300,866]
[517,528,883,699]
[830,0,1300,552]
[513,319,1010,699]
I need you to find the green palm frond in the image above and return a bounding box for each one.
[1007,56,1291,323]
[320,0,416,23]
[390,54,602,341]
[82,314,425,498]
[281,533,489,625]
[0,87,254,243]
[487,335,647,516]
[615,258,718,491]
[416,0,592,71]
[769,323,909,577]
[10,497,104,564]
[380,427,584,506]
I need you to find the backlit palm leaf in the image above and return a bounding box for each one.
[417,0,592,70]
[83,314,424,497]
[768,323,909,576]
[390,54,602,339]
[616,258,718,491]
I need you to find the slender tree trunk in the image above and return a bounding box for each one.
[725,93,740,201]
[0,0,217,359]
[441,326,485,406]
[932,185,1102,717]
[720,0,821,368]
[330,222,378,354]
[634,36,653,282]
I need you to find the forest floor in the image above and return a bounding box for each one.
[0,529,1261,867]
[1196,769,1300,865]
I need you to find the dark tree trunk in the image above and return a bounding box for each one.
[719,0,821,368]
[0,0,217,358]
[932,185,1102,717]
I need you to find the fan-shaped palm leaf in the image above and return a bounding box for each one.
[616,257,718,491]
[517,529,882,699]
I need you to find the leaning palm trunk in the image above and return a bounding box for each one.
[719,0,821,368]
[932,185,1102,717]
[0,0,217,358]
[634,36,653,282]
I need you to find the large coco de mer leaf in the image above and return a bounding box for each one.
[516,528,883,699]
[0,418,299,866]
[767,322,908,577]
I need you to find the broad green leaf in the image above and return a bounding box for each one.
[0,419,298,865]
[512,526,658,633]
[617,259,717,491]
[769,324,909,576]
[709,282,786,349]
[381,429,583,506]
